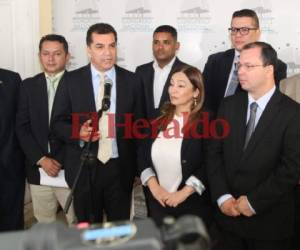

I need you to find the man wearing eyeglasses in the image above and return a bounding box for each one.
[203,9,287,114]
[207,41,300,250]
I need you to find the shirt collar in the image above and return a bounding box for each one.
[45,70,65,81]
[248,86,276,110]
[90,63,115,83]
[153,56,176,71]
[234,50,240,63]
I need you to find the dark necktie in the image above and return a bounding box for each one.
[244,102,258,149]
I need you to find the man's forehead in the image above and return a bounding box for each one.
[91,33,116,43]
[40,45,64,52]
[231,16,256,27]
[153,32,174,40]
[240,48,261,61]
[41,41,64,49]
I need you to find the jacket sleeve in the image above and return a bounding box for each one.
[248,113,300,214]
[16,81,45,166]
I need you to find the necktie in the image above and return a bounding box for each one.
[97,74,112,164]
[244,102,258,149]
[47,76,57,153]
[47,76,56,122]
[225,58,239,97]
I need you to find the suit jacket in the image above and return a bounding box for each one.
[0,69,24,180]
[280,73,300,103]
[52,64,144,191]
[0,68,25,230]
[203,48,287,114]
[138,114,213,224]
[206,89,300,240]
[135,57,187,120]
[16,72,66,185]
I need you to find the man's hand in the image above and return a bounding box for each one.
[165,186,194,207]
[39,157,62,177]
[236,196,255,217]
[220,197,241,217]
[79,119,100,142]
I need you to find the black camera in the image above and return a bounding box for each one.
[0,215,210,250]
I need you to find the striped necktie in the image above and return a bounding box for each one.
[97,73,112,164]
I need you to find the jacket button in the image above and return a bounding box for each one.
[182,160,187,164]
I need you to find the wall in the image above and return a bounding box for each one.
[52,0,300,76]
[1,0,299,78]
[0,0,40,78]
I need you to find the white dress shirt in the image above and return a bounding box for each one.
[152,57,176,108]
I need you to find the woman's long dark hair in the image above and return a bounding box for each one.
[155,65,205,132]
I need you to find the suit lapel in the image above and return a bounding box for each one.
[181,133,194,158]
[220,49,235,96]
[36,74,50,131]
[50,72,66,124]
[242,90,282,159]
[82,65,96,112]
[115,66,125,124]
[145,64,155,111]
[233,93,248,160]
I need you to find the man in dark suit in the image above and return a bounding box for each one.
[203,9,287,114]
[16,34,76,225]
[52,23,143,223]
[207,42,300,250]
[135,25,187,120]
[0,68,25,231]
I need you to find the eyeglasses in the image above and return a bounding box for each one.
[236,62,266,71]
[228,27,258,36]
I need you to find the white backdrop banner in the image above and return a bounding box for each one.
[53,0,300,76]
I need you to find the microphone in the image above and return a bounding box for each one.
[101,77,113,112]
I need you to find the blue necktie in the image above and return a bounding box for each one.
[225,57,240,97]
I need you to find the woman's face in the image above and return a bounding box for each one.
[168,72,199,113]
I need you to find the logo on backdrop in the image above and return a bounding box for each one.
[121,0,153,32]
[242,0,275,33]
[117,47,128,69]
[177,0,212,33]
[280,44,300,76]
[67,47,79,71]
[72,0,101,31]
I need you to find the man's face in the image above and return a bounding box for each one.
[152,32,179,67]
[230,17,260,51]
[87,32,117,72]
[238,47,271,96]
[39,41,69,75]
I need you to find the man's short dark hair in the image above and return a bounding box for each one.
[153,25,177,40]
[39,34,69,53]
[243,41,278,69]
[232,9,260,28]
[86,23,117,46]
